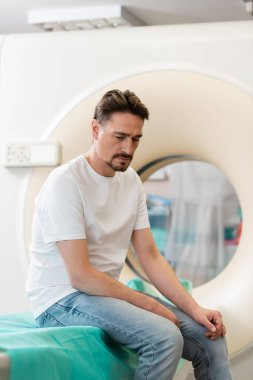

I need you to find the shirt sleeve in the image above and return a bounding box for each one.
[36,174,86,244]
[133,173,150,230]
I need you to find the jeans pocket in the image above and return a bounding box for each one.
[36,310,64,328]
[36,312,47,327]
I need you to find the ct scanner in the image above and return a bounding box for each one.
[0,20,253,379]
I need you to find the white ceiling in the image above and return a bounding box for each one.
[0,0,252,34]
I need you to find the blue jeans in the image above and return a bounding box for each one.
[36,291,233,380]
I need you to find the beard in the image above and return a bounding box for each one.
[106,153,133,172]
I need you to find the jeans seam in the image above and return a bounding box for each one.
[182,333,211,380]
[44,311,65,327]
[55,302,156,380]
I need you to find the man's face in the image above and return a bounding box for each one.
[92,112,144,176]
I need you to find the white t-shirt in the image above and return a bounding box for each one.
[26,155,150,318]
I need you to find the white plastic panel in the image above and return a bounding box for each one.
[0,22,252,364]
[1,142,61,167]
[24,71,253,356]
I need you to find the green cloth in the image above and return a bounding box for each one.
[127,277,192,302]
[0,312,137,380]
[0,278,192,380]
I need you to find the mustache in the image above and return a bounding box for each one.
[112,153,133,160]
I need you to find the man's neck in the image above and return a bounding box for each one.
[83,151,116,178]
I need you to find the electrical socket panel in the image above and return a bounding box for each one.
[1,142,61,167]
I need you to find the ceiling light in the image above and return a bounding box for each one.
[27,5,144,32]
[243,0,253,14]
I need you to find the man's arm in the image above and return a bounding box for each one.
[57,239,179,325]
[131,228,226,339]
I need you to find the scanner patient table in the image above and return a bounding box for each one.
[0,279,190,380]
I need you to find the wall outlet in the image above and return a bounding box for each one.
[1,142,61,167]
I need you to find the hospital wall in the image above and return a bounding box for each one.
[0,21,252,318]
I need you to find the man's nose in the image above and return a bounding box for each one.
[122,138,134,155]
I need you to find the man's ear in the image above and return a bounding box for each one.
[91,119,100,140]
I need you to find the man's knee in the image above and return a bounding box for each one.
[169,325,184,357]
[154,320,184,358]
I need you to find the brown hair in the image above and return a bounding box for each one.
[93,89,149,123]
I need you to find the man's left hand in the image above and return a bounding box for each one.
[192,307,226,340]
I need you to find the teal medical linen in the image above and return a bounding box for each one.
[0,312,137,380]
[0,278,191,380]
[127,277,192,302]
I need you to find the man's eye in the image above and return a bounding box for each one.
[115,136,124,140]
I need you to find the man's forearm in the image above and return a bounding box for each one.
[139,253,200,318]
[72,265,134,299]
[72,265,179,324]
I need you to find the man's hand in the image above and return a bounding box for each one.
[131,229,226,337]
[192,306,226,340]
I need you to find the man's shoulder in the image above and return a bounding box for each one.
[125,166,142,182]
[49,155,84,179]
[40,155,84,193]
[117,167,142,190]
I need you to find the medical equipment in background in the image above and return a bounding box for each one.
[0,20,253,379]
[144,161,241,287]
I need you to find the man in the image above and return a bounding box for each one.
[26,89,233,379]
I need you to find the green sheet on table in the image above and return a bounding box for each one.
[0,278,191,380]
[0,311,137,380]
